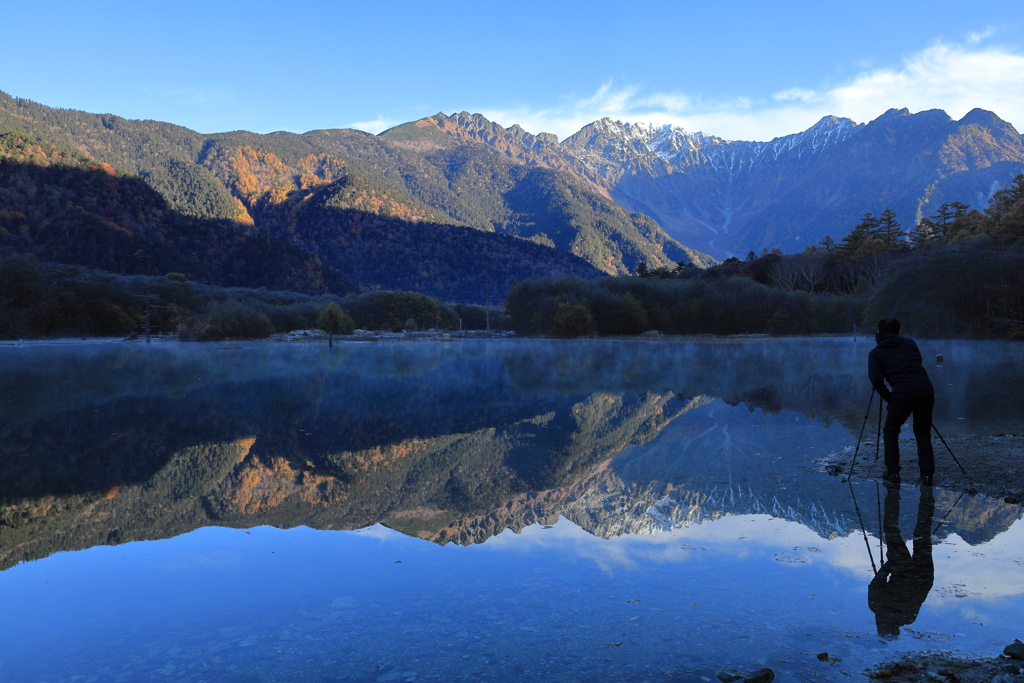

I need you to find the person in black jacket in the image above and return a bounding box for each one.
[868,319,935,486]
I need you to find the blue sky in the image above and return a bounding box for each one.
[6,0,1024,141]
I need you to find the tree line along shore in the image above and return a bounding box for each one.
[2,175,1022,341]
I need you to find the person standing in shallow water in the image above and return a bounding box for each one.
[868,319,936,486]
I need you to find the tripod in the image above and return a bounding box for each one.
[849,389,882,478]
[849,389,968,478]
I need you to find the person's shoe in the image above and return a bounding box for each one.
[920,474,934,486]
[881,471,901,486]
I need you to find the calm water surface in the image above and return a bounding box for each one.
[1,338,1022,683]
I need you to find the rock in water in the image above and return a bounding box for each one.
[1005,639,1024,659]
[744,669,775,683]
[716,670,745,682]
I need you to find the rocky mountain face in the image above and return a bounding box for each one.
[0,92,712,285]
[416,108,1024,259]
[5,89,1023,272]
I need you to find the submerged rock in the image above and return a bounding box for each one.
[744,669,775,683]
[715,668,775,683]
[1005,639,1024,659]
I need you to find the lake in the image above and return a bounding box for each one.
[1,338,1022,683]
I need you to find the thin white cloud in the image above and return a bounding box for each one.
[966,26,997,44]
[472,39,1024,142]
[345,116,402,134]
[772,88,818,103]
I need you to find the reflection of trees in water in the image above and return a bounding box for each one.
[0,384,689,566]
[2,340,1022,567]
[503,339,1024,430]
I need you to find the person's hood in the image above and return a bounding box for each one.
[875,330,903,348]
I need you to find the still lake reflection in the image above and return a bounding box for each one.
[1,338,1022,683]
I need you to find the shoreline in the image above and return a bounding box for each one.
[865,645,1024,682]
[0,331,870,346]
[819,435,1024,503]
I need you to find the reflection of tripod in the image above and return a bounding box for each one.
[867,486,935,639]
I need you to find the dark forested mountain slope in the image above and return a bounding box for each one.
[0,91,709,282]
[0,133,349,293]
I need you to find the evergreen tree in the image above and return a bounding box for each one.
[839,213,882,258]
[910,217,939,247]
[984,175,1024,222]
[877,208,907,249]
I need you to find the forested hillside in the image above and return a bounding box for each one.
[0,91,709,283]
[0,133,349,294]
[507,176,1024,339]
[0,128,603,304]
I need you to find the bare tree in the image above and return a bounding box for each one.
[767,259,801,290]
[795,254,827,292]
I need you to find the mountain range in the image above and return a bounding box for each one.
[397,108,1024,259]
[3,88,1023,298]
[0,91,709,301]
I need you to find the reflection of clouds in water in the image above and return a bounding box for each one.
[480,512,880,581]
[927,518,1024,606]
[474,509,1024,637]
[352,523,409,542]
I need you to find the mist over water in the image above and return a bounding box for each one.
[1,339,1022,682]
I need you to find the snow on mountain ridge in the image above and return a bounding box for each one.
[651,116,859,169]
[563,115,860,176]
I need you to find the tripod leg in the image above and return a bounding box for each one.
[849,390,875,478]
[875,395,883,462]
[931,423,968,475]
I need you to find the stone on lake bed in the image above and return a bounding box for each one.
[718,668,776,683]
[1005,639,1024,659]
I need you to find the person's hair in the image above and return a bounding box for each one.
[876,318,901,334]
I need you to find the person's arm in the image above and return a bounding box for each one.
[868,350,891,401]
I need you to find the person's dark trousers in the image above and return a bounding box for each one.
[883,393,935,476]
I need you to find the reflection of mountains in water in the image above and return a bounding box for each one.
[410,394,866,545]
[0,386,690,569]
[4,397,1021,572]
[2,340,1022,570]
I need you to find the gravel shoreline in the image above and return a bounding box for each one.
[820,435,1024,503]
[865,643,1024,682]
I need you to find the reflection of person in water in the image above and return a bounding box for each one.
[868,319,936,486]
[868,484,935,639]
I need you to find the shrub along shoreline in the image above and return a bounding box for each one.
[0,254,506,341]
[506,275,862,337]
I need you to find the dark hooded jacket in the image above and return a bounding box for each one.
[868,331,934,401]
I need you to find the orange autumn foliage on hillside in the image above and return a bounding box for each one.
[230,454,347,514]
[225,148,348,208]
